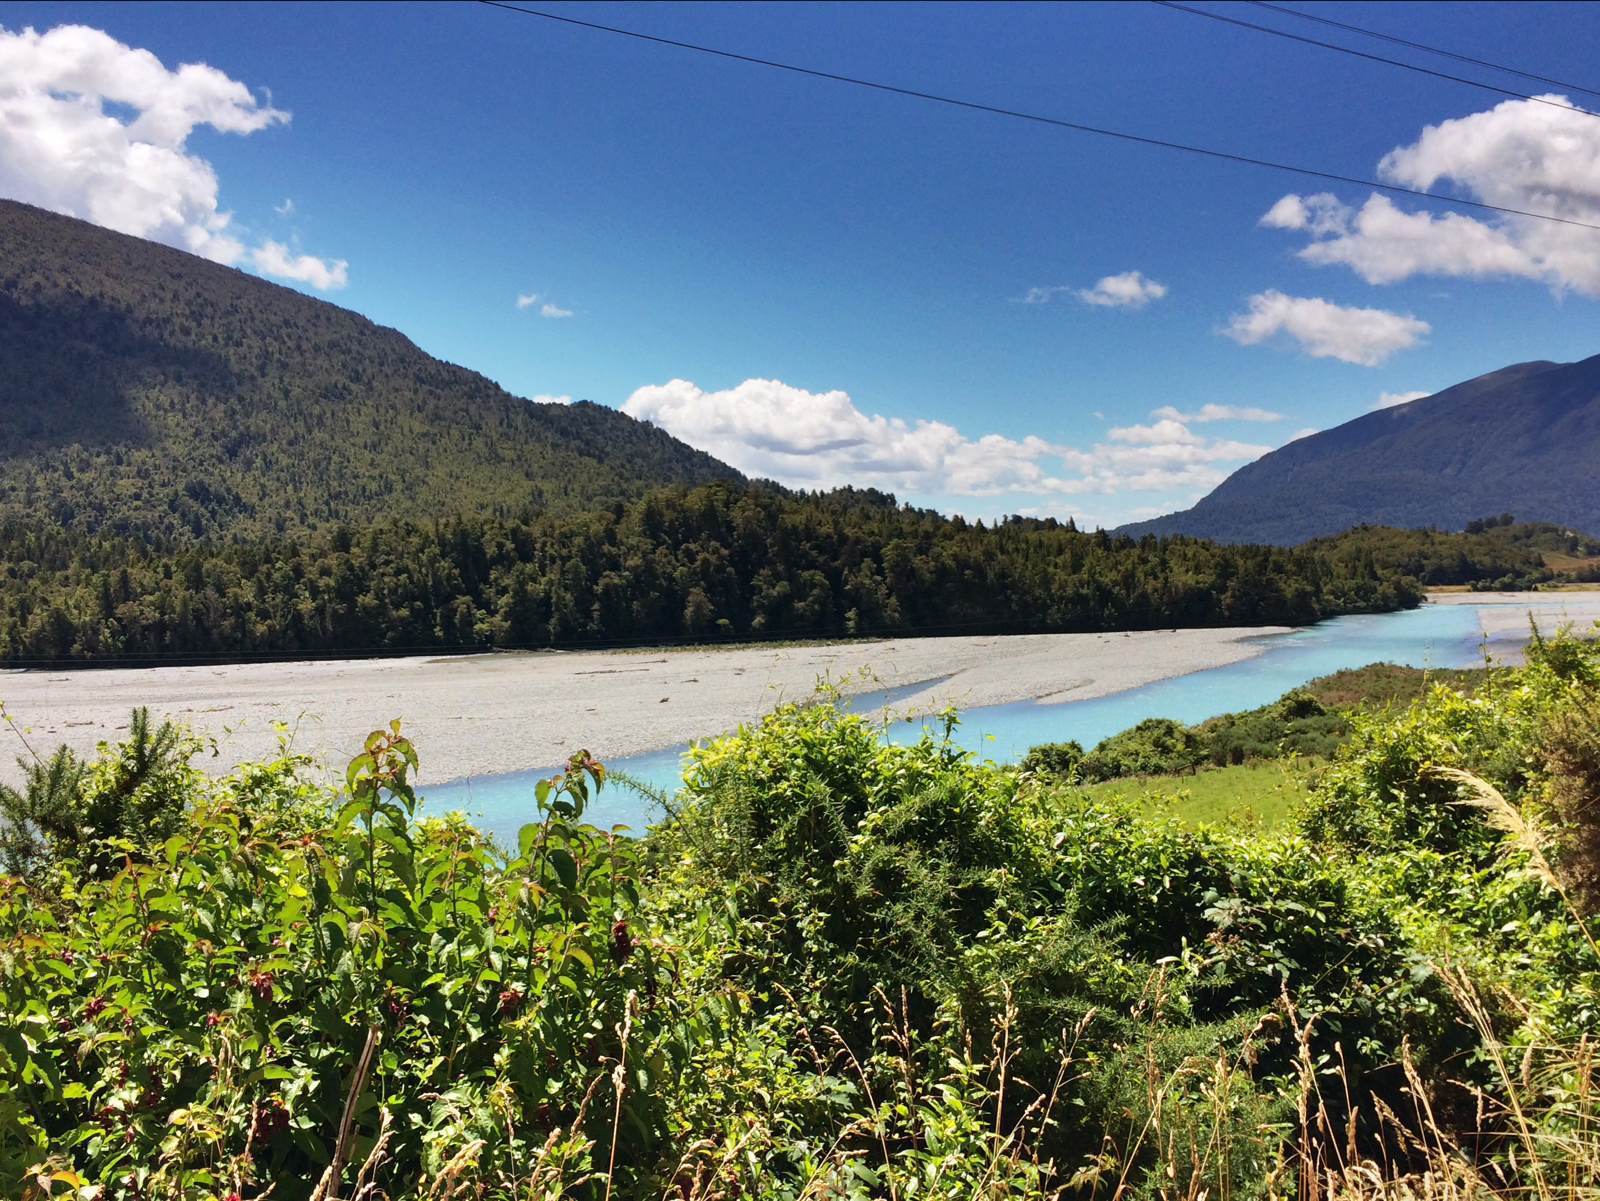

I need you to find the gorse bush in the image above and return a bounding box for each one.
[2,629,1599,1199]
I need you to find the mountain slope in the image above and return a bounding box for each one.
[1120,357,1600,543]
[0,200,739,539]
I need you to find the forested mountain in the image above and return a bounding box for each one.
[0,200,738,539]
[1120,358,1600,544]
[0,483,1423,664]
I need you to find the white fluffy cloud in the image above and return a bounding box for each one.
[1373,390,1430,410]
[540,302,572,319]
[515,292,539,310]
[1262,95,1600,294]
[1151,403,1282,423]
[0,23,347,289]
[1019,271,1168,309]
[1223,291,1429,366]
[530,393,573,406]
[1077,270,1168,309]
[622,378,1271,503]
[250,239,347,290]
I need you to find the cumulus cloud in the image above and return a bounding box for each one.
[0,23,347,288]
[1223,291,1429,366]
[1016,271,1167,309]
[1270,193,1532,286]
[530,393,573,406]
[1373,389,1431,410]
[1107,418,1201,447]
[1261,95,1600,295]
[622,378,1270,502]
[515,292,540,310]
[1260,193,1349,237]
[250,240,347,289]
[1077,270,1168,309]
[1151,403,1283,423]
[539,302,573,319]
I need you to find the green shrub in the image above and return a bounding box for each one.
[1018,739,1084,778]
[0,726,686,1196]
[1079,717,1206,781]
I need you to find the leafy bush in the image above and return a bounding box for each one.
[1018,739,1084,778]
[1195,688,1346,766]
[1538,668,1600,912]
[1078,717,1206,781]
[0,728,685,1197]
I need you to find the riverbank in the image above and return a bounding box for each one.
[0,626,1288,788]
[7,592,1597,790]
[1428,588,1600,654]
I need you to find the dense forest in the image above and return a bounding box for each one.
[0,483,1426,664]
[0,200,737,540]
[1302,516,1600,588]
[3,624,1597,1197]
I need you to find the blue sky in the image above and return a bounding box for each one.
[4,1,1600,527]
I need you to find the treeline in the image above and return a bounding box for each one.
[1304,518,1595,588]
[0,484,1423,664]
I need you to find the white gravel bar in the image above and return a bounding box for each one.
[0,626,1287,788]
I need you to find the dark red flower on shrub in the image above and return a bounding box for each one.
[498,987,524,1016]
[610,919,634,964]
[251,1097,289,1142]
[84,995,107,1020]
[248,970,275,1002]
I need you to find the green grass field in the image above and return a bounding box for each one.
[1082,759,1315,831]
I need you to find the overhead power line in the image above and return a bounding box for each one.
[1153,0,1600,123]
[475,0,1600,233]
[1248,0,1600,102]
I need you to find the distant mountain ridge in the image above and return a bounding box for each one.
[0,199,739,539]
[1119,357,1600,544]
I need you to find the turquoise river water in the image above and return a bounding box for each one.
[423,603,1507,845]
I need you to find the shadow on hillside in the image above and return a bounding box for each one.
[0,290,238,457]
